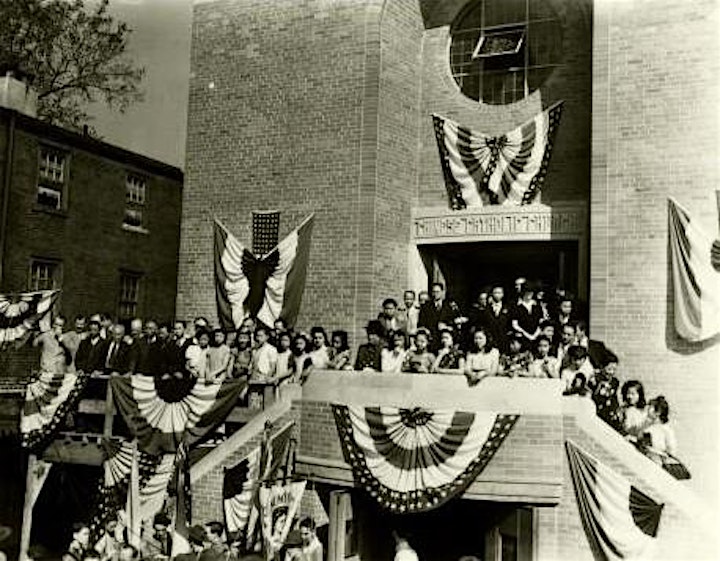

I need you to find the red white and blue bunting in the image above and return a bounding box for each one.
[566,441,664,561]
[432,102,563,209]
[0,290,59,346]
[111,374,246,455]
[21,369,89,450]
[332,405,518,513]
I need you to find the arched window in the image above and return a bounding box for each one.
[450,0,562,104]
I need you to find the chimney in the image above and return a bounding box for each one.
[0,68,38,118]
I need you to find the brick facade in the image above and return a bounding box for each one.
[0,109,183,377]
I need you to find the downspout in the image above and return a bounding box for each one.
[0,110,15,289]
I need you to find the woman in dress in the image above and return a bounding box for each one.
[275,331,294,383]
[205,328,232,383]
[620,380,649,440]
[291,332,314,383]
[185,329,210,380]
[432,328,465,375]
[402,328,435,374]
[327,330,352,370]
[232,329,253,379]
[381,330,407,373]
[640,396,677,464]
[464,328,499,385]
[589,353,622,432]
[309,326,331,369]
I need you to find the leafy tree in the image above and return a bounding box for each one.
[0,0,144,132]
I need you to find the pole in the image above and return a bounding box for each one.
[19,453,37,561]
[0,111,16,288]
[715,190,720,231]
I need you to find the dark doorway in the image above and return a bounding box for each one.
[421,240,579,311]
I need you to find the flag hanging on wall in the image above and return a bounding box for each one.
[214,215,314,330]
[432,101,563,209]
[21,369,89,450]
[565,441,664,561]
[0,290,59,346]
[668,197,720,342]
[332,405,519,513]
[252,210,281,257]
[111,374,246,455]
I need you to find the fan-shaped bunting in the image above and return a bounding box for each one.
[0,290,59,345]
[21,369,89,450]
[432,101,563,209]
[111,374,246,455]
[332,405,519,513]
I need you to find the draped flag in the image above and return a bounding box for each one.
[432,102,563,209]
[111,374,246,455]
[566,441,664,561]
[332,405,519,513]
[126,441,142,548]
[224,423,294,542]
[259,481,306,558]
[214,215,314,330]
[170,442,192,558]
[0,290,59,346]
[668,197,720,342]
[26,455,52,514]
[21,369,89,450]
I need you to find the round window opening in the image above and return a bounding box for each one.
[450,0,563,105]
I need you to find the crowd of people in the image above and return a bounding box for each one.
[58,514,322,561]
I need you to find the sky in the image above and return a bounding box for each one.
[89,0,193,169]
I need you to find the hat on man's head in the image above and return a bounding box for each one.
[365,319,384,336]
[153,512,171,527]
[188,525,206,546]
[285,529,303,547]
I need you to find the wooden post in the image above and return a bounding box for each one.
[19,454,37,561]
[716,190,720,231]
[103,376,115,437]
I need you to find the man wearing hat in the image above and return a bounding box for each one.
[141,512,173,560]
[173,525,206,560]
[353,320,384,371]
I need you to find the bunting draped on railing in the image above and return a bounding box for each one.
[668,197,720,342]
[432,102,563,209]
[21,369,90,450]
[111,374,247,455]
[332,405,518,513]
[566,441,664,561]
[0,290,59,346]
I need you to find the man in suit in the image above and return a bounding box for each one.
[377,298,407,338]
[134,319,165,375]
[102,324,135,375]
[479,285,511,353]
[398,290,420,334]
[418,282,459,337]
[75,320,105,373]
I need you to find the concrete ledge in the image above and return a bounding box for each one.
[302,371,565,413]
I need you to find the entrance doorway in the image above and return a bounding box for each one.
[420,240,579,312]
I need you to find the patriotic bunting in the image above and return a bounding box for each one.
[21,368,89,450]
[110,374,246,455]
[566,441,664,561]
[0,290,59,346]
[332,405,519,513]
[668,197,720,342]
[214,215,314,330]
[432,102,563,209]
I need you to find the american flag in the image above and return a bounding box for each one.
[252,210,280,258]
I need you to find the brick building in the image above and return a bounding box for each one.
[178,0,719,559]
[0,82,183,377]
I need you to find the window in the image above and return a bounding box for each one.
[28,259,61,291]
[37,147,67,209]
[450,0,562,104]
[118,272,141,320]
[124,174,147,229]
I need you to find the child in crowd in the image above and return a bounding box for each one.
[589,353,622,431]
[528,335,559,378]
[185,328,210,380]
[291,332,314,383]
[560,345,594,392]
[275,331,294,382]
[620,380,648,439]
[205,328,232,383]
[232,329,253,379]
[309,326,331,369]
[639,396,677,464]
[464,327,499,385]
[250,326,278,382]
[402,328,435,373]
[327,330,352,370]
[500,334,532,377]
[432,328,465,375]
[381,330,408,373]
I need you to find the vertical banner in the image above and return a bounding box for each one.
[125,441,142,548]
[259,481,306,559]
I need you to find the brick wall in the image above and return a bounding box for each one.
[0,112,182,377]
[590,0,720,505]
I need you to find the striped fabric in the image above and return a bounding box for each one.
[111,374,246,455]
[252,210,281,257]
[0,290,59,345]
[21,369,89,449]
[332,405,518,513]
[668,197,720,342]
[259,481,306,557]
[214,215,314,330]
[566,441,664,561]
[432,102,563,209]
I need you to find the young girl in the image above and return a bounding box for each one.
[327,330,352,370]
[640,396,677,464]
[620,380,648,439]
[291,333,314,383]
[464,328,499,385]
[232,329,253,379]
[275,331,294,383]
[381,330,407,373]
[402,328,435,374]
[432,328,465,375]
[309,326,331,369]
[205,328,232,383]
